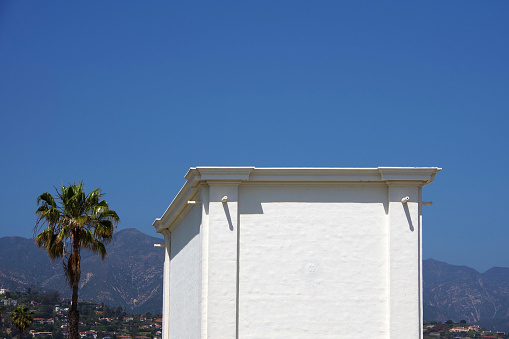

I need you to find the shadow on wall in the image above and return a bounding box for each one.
[222,202,234,231]
[170,205,201,259]
[239,184,389,215]
[403,203,414,231]
[170,184,417,257]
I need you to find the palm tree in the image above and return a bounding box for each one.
[34,182,119,339]
[10,306,33,339]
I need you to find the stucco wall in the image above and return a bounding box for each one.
[154,167,439,339]
[238,184,390,338]
[168,205,202,338]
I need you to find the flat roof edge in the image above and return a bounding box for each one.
[153,166,441,233]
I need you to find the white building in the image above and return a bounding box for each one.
[153,167,440,338]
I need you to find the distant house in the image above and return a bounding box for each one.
[469,325,481,332]
[30,331,53,337]
[450,327,469,333]
[33,318,45,325]
[154,166,440,338]
[2,298,17,306]
[79,331,97,339]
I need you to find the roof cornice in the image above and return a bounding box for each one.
[377,167,441,185]
[153,166,441,233]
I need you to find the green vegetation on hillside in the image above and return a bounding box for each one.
[0,290,161,339]
[424,320,508,338]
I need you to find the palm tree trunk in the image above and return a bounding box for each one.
[68,283,79,339]
[68,235,81,339]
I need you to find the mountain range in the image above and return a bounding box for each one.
[424,258,509,331]
[0,228,164,314]
[3,229,509,331]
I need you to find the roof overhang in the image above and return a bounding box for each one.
[153,166,441,234]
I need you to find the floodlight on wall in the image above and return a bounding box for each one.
[221,196,228,203]
[188,200,202,205]
[154,244,165,248]
[401,196,410,204]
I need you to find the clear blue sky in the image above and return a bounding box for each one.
[1,1,507,272]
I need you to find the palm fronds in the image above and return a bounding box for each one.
[33,182,119,339]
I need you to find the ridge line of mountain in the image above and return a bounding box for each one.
[4,230,509,331]
[0,228,164,314]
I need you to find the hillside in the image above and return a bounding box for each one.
[423,258,509,331]
[6,230,509,330]
[0,228,164,314]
